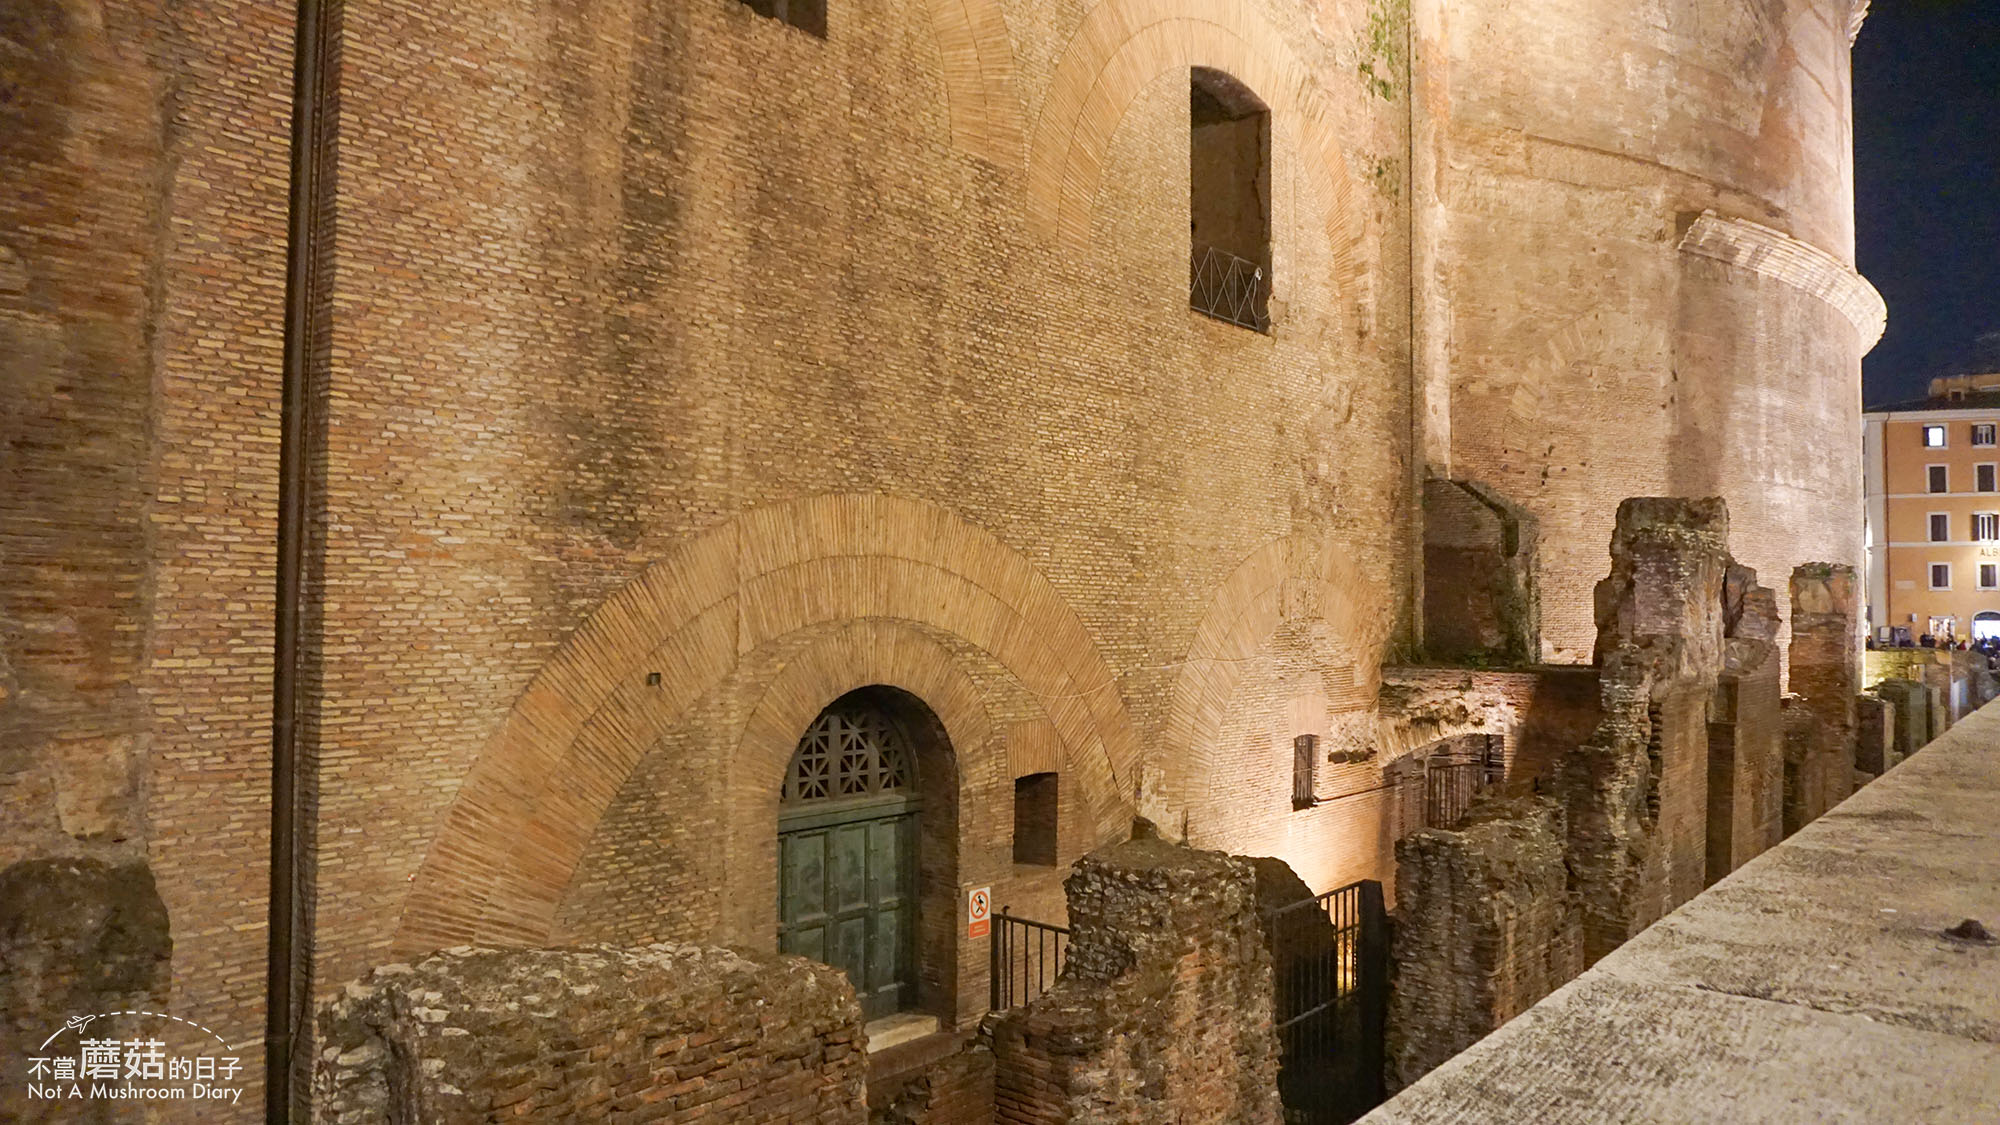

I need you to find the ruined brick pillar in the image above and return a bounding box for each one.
[1385,796,1581,1092]
[989,838,1281,1125]
[1559,498,1728,964]
[1705,564,1782,885]
[1787,564,1862,817]
[1855,693,1895,777]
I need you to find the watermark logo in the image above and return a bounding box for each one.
[22,1011,245,1106]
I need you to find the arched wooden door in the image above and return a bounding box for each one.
[777,697,920,1020]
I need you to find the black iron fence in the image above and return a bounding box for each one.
[989,908,1069,1011]
[1265,879,1389,1125]
[1190,244,1271,332]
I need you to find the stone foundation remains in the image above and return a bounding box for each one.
[313,945,865,1124]
[989,837,1281,1125]
[1786,565,1860,815]
[1384,796,1581,1092]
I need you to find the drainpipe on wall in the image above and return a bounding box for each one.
[270,0,330,1118]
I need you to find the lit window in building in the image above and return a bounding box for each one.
[1975,424,1997,446]
[1982,564,1998,590]
[737,0,826,36]
[1980,464,1998,493]
[1929,464,1950,493]
[1931,513,1951,542]
[1931,563,1952,590]
[1925,425,1948,448]
[1976,513,1999,541]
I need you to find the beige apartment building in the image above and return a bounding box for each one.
[1866,372,2000,642]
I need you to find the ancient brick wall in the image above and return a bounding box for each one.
[1416,0,1875,665]
[870,1043,995,1125]
[313,944,866,1124]
[1384,796,1582,1092]
[1788,564,1861,784]
[989,838,1282,1125]
[1854,693,1894,777]
[1558,499,1729,964]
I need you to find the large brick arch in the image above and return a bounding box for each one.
[1159,533,1389,813]
[394,494,1138,956]
[1025,0,1368,290]
[922,0,1026,165]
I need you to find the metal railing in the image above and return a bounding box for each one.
[989,908,1069,1011]
[1190,244,1271,332]
[1424,760,1486,830]
[1265,879,1388,1124]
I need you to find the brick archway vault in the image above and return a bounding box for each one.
[394,494,1139,957]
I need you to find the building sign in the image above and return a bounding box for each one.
[967,886,991,939]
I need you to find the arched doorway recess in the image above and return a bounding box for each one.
[777,686,956,1022]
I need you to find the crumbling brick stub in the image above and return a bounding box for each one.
[989,839,1282,1125]
[1563,498,1730,965]
[1385,796,1581,1093]
[312,944,866,1124]
[1787,564,1860,793]
[1707,563,1783,885]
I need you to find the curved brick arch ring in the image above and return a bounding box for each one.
[1026,2,1368,293]
[923,0,1027,165]
[1159,533,1389,816]
[394,494,1138,957]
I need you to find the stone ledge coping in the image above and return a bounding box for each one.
[1678,210,1887,350]
[1360,698,2000,1124]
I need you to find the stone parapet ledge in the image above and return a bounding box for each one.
[1360,699,2000,1124]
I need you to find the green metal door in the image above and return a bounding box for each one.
[777,701,921,1021]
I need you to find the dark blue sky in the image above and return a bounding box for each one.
[1854,1,2000,405]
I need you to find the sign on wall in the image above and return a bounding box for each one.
[967,886,991,939]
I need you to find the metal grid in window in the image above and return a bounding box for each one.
[783,706,913,804]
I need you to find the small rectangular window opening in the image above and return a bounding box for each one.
[1924,425,1948,448]
[1929,465,1950,493]
[1292,733,1317,810]
[740,0,826,37]
[1012,773,1058,866]
[1931,513,1952,542]
[1931,563,1952,591]
[1981,564,1997,590]
[1980,464,1997,493]
[1190,67,1272,332]
[1976,513,1998,542]
[1975,424,1996,447]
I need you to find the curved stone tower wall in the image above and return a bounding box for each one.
[1415,0,1880,662]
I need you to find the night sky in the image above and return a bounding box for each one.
[1854,1,2000,406]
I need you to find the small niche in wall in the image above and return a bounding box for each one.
[1013,772,1058,866]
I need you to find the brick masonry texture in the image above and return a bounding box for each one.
[989,838,1283,1125]
[1384,795,1582,1092]
[1,0,1880,1116]
[1558,499,1730,965]
[313,944,866,1124]
[1705,563,1783,885]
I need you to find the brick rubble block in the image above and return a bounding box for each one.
[314,944,866,1124]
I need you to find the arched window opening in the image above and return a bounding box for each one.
[1190,67,1272,332]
